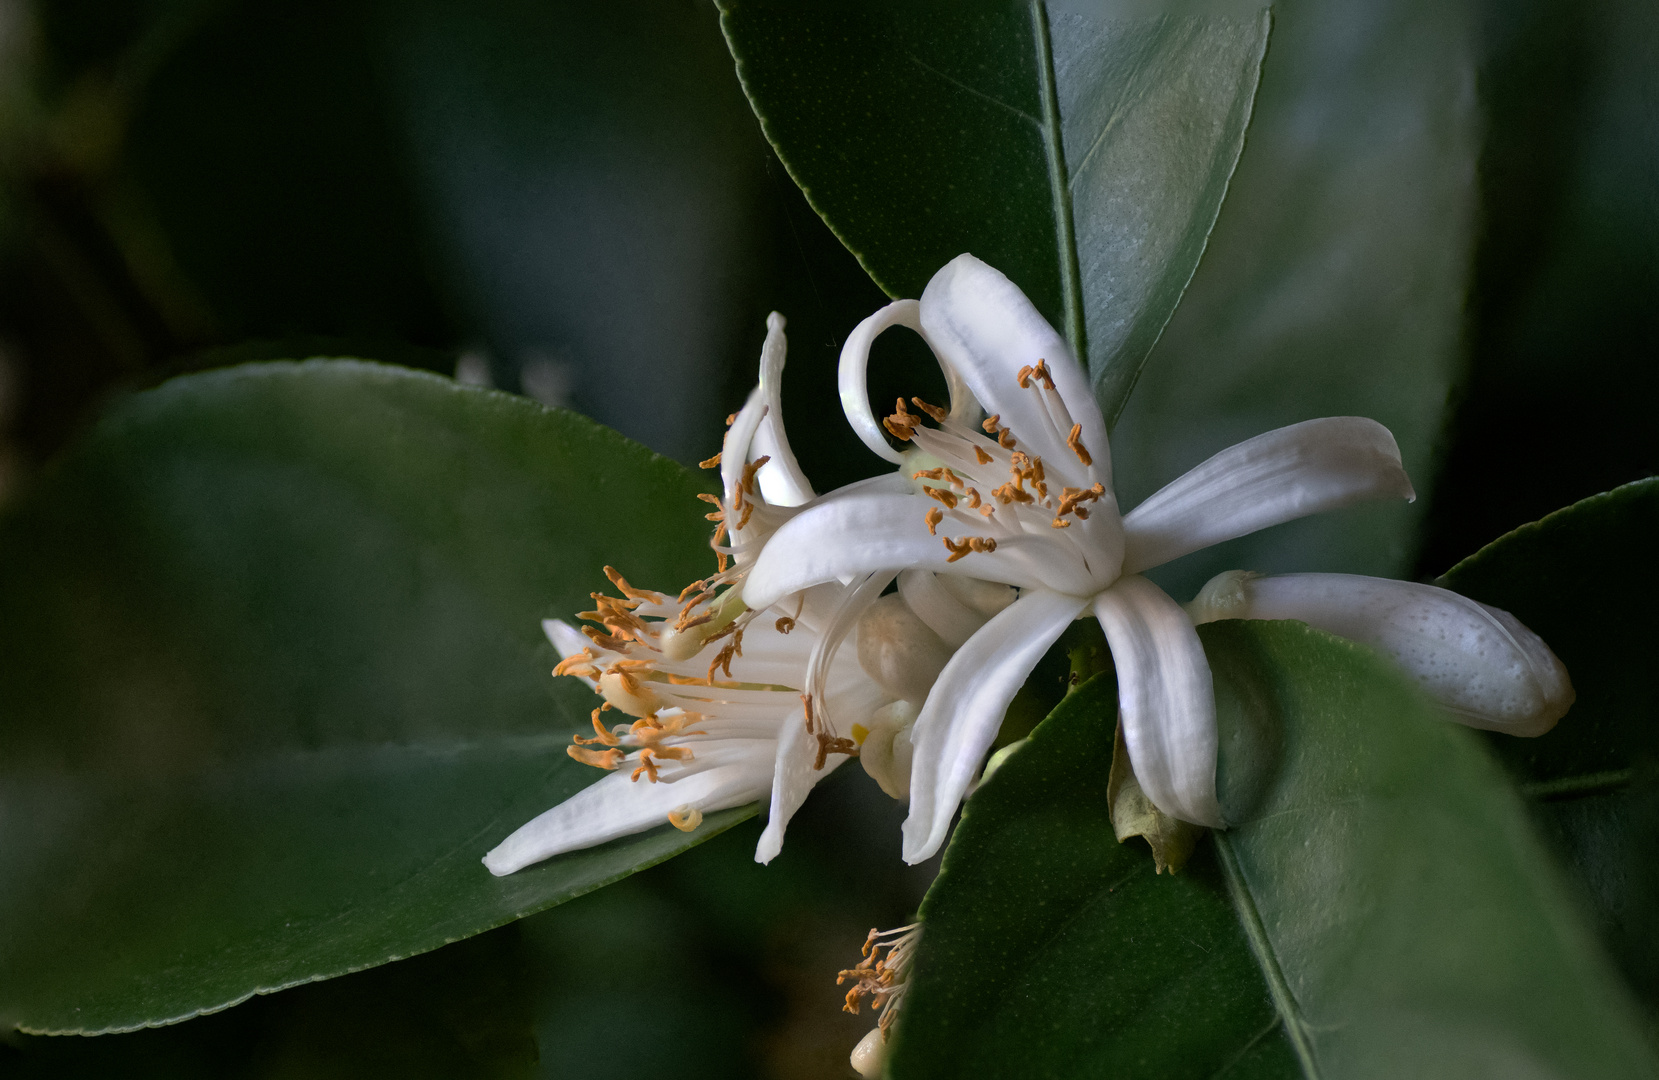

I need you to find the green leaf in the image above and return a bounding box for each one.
[717,0,1270,424]
[1113,0,1479,601]
[891,623,1658,1079]
[1440,477,1659,1011]
[1,927,538,1079]
[0,361,749,1034]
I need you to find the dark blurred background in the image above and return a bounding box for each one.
[0,0,1652,1075]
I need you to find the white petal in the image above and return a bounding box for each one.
[1121,417,1417,574]
[751,312,815,507]
[839,299,926,465]
[1094,575,1221,827]
[543,618,591,663]
[1210,572,1573,736]
[897,569,994,648]
[754,704,851,864]
[721,383,769,499]
[919,255,1111,485]
[483,743,773,875]
[742,493,1081,610]
[901,589,1088,863]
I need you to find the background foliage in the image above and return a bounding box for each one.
[0,0,1654,1077]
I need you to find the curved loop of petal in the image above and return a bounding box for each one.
[755,703,856,864]
[897,570,992,648]
[721,383,769,500]
[751,311,816,507]
[742,493,1089,610]
[1093,575,1222,827]
[839,300,926,465]
[483,742,774,875]
[901,589,1089,864]
[1215,573,1574,736]
[918,255,1110,486]
[1121,417,1417,574]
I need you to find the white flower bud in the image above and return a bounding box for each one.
[854,700,918,800]
[857,593,954,703]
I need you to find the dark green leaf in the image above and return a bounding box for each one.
[717,0,1269,424]
[1440,477,1659,1010]
[892,622,1657,1079]
[1115,0,1479,601]
[0,361,748,1034]
[2,927,538,1080]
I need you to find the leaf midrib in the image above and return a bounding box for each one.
[1214,832,1324,1080]
[1030,0,1086,367]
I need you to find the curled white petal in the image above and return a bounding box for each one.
[1121,417,1416,574]
[751,312,815,507]
[1093,575,1222,827]
[839,299,926,465]
[1197,572,1573,736]
[483,741,775,875]
[902,589,1088,864]
[918,254,1110,487]
[897,570,996,648]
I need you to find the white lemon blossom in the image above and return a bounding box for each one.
[742,254,1571,864]
[484,315,947,874]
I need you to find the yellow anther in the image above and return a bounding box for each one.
[668,806,704,832]
[1067,423,1093,466]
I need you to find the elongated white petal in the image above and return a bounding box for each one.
[483,743,773,875]
[543,619,591,666]
[1121,417,1416,574]
[840,300,926,465]
[721,383,769,499]
[902,589,1088,863]
[743,493,1083,609]
[751,311,815,507]
[1197,572,1573,735]
[1094,575,1221,827]
[755,704,852,864]
[919,255,1110,485]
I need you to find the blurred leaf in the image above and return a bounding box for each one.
[1113,0,1480,601]
[0,926,537,1079]
[717,0,1269,424]
[0,361,750,1034]
[892,623,1658,1079]
[1440,477,1659,1011]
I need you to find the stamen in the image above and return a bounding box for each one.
[776,615,796,634]
[974,445,994,465]
[567,745,623,770]
[815,733,859,771]
[572,709,621,746]
[698,451,721,469]
[910,396,948,422]
[1015,359,1055,391]
[925,507,943,535]
[923,486,958,510]
[1051,517,1072,528]
[882,398,920,441]
[1067,423,1093,466]
[668,806,704,832]
[943,536,998,562]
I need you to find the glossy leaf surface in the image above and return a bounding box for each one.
[891,622,1657,1079]
[717,0,1269,424]
[0,362,747,1034]
[1441,477,1659,1011]
[1113,0,1479,601]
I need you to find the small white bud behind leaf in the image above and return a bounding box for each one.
[1190,571,1573,736]
[850,1028,886,1079]
[855,700,918,800]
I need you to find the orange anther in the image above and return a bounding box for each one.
[925,507,943,535]
[698,451,722,469]
[567,745,623,770]
[1067,423,1093,466]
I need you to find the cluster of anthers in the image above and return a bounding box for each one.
[884,360,1106,565]
[839,923,921,1038]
